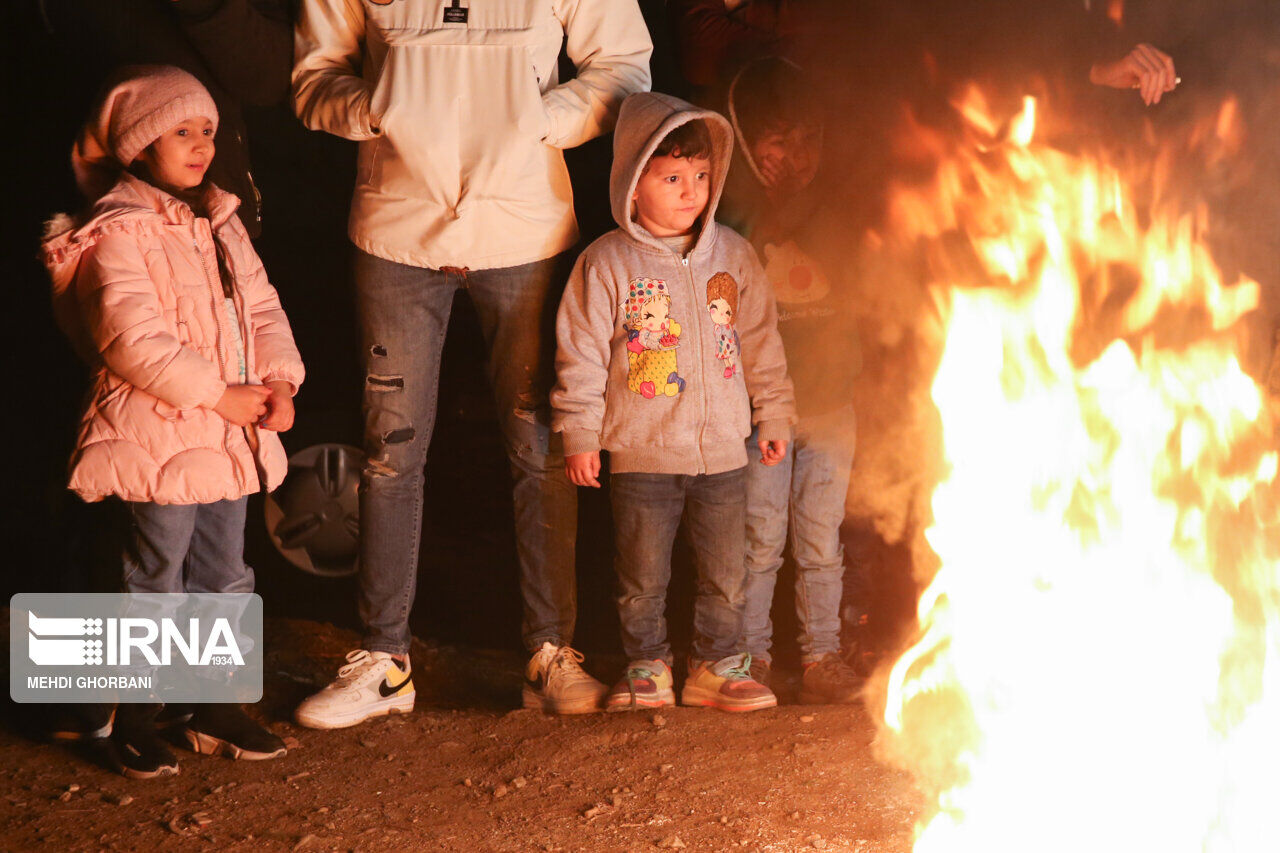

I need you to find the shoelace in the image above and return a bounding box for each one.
[335,649,376,686]
[547,646,588,684]
[621,663,660,708]
[719,653,754,681]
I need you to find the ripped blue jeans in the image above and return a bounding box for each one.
[354,249,576,655]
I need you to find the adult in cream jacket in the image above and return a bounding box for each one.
[292,0,652,728]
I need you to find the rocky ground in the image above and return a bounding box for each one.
[0,619,921,852]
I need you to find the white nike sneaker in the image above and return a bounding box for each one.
[522,642,607,714]
[294,650,415,730]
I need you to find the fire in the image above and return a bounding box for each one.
[878,86,1280,852]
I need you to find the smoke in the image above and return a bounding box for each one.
[791,0,1280,578]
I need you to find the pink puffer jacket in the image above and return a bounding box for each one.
[43,174,305,504]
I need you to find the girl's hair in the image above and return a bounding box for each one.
[706,272,739,317]
[651,119,713,163]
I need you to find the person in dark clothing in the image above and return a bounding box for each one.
[667,0,796,92]
[39,0,293,236]
[719,57,865,703]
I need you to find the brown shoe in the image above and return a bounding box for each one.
[748,656,771,689]
[799,653,863,705]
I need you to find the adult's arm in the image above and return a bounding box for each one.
[292,0,380,140]
[172,0,295,106]
[544,0,654,149]
[667,0,784,89]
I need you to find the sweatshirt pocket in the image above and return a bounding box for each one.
[356,6,558,207]
[359,44,461,203]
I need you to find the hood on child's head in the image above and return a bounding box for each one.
[609,92,734,251]
[73,65,219,202]
[726,56,822,191]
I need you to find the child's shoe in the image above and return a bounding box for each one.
[748,656,772,690]
[523,642,607,714]
[154,703,194,729]
[798,653,863,705]
[681,653,777,712]
[294,650,415,729]
[101,703,180,779]
[46,703,116,742]
[181,704,286,760]
[605,659,675,712]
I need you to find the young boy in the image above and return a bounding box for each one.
[552,92,796,712]
[725,57,865,703]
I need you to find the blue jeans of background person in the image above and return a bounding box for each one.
[743,407,856,665]
[355,250,577,656]
[122,498,254,594]
[611,467,748,664]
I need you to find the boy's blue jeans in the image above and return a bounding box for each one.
[354,249,577,656]
[123,498,253,594]
[610,467,748,664]
[743,407,856,665]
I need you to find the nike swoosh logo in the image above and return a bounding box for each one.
[379,671,412,698]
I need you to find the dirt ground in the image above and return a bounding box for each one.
[0,619,920,853]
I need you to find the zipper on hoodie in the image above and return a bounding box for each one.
[679,251,709,475]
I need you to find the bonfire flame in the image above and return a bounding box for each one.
[880,86,1280,852]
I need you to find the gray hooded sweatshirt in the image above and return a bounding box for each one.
[552,92,796,476]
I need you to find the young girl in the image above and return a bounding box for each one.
[42,66,305,778]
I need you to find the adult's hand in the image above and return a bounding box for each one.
[1090,43,1178,106]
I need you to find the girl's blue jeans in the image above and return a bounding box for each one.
[354,249,577,656]
[123,497,253,594]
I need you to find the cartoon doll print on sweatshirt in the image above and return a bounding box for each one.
[625,277,686,398]
[706,271,741,379]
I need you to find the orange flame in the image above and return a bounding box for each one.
[879,89,1280,852]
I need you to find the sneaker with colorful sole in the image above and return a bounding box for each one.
[681,653,777,712]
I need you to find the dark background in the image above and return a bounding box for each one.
[4,1,1278,665]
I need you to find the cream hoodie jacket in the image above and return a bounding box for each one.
[552,92,795,475]
[293,0,653,270]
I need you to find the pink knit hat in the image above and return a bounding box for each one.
[72,65,219,199]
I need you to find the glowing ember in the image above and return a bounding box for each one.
[879,87,1280,852]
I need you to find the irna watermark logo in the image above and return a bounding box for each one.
[11,594,262,703]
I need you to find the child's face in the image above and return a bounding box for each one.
[640,296,670,333]
[139,117,216,191]
[750,121,822,194]
[708,297,733,326]
[632,151,711,238]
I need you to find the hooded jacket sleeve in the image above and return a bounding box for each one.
[551,253,617,455]
[733,235,795,441]
[77,232,227,412]
[544,0,653,149]
[225,218,306,394]
[292,0,381,141]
